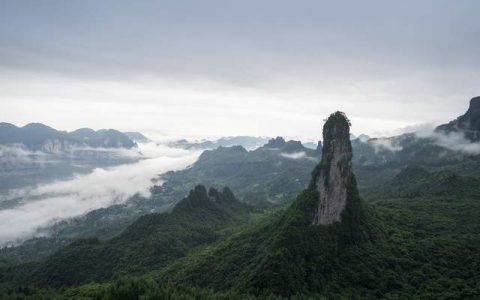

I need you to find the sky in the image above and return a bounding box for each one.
[0,0,479,141]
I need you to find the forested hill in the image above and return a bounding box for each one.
[0,186,250,288]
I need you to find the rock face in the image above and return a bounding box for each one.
[436,96,480,141]
[313,112,354,225]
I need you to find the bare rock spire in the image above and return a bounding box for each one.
[313,112,354,225]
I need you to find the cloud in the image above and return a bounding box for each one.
[368,124,480,155]
[0,143,201,246]
[370,138,402,153]
[0,144,49,164]
[0,143,143,165]
[280,151,308,160]
[415,128,480,155]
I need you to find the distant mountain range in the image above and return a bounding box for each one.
[170,136,271,150]
[0,122,137,152]
[170,135,324,152]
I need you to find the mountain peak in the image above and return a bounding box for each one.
[436,96,480,141]
[0,122,18,129]
[281,140,304,152]
[469,96,480,110]
[265,136,286,148]
[22,122,58,133]
[172,185,248,218]
[313,111,356,225]
[124,131,151,143]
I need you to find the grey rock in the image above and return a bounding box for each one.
[313,112,353,225]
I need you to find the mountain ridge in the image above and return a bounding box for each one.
[0,122,137,151]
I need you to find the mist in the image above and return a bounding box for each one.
[0,143,138,165]
[415,128,480,155]
[0,144,49,164]
[280,152,309,160]
[0,143,201,246]
[370,138,403,153]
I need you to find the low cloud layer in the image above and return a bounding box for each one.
[0,144,49,164]
[0,143,200,246]
[0,143,141,165]
[280,151,314,160]
[415,128,480,155]
[370,138,403,153]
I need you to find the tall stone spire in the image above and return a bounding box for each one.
[313,111,354,225]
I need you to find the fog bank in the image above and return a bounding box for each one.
[0,143,200,246]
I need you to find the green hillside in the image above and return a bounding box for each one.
[0,186,251,288]
[363,165,480,200]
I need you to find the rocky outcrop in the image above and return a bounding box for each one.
[265,136,286,148]
[313,112,355,225]
[436,96,480,141]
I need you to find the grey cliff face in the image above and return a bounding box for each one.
[313,112,353,225]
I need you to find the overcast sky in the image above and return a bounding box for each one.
[0,0,479,140]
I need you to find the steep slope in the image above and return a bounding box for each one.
[123,131,151,143]
[313,112,357,225]
[0,186,250,288]
[437,96,480,141]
